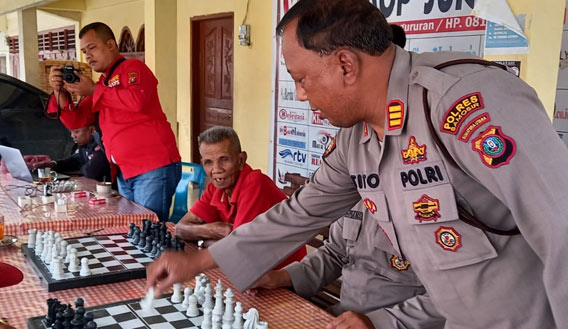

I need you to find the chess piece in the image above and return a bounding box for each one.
[213,283,224,317]
[68,249,79,272]
[140,287,155,313]
[212,314,222,329]
[243,308,260,329]
[138,232,147,249]
[186,294,199,317]
[223,288,235,324]
[42,236,53,262]
[150,240,158,257]
[35,234,44,256]
[232,302,243,329]
[203,284,213,309]
[202,307,213,329]
[63,306,75,329]
[71,314,83,329]
[52,256,64,279]
[127,223,135,238]
[28,229,37,248]
[44,241,54,265]
[171,283,183,303]
[143,236,153,253]
[64,245,73,263]
[84,312,94,323]
[79,257,91,276]
[132,227,141,245]
[45,298,58,326]
[59,240,68,258]
[86,320,97,329]
[50,245,59,271]
[256,322,268,329]
[181,287,193,309]
[75,298,84,309]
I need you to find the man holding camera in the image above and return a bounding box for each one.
[47,22,181,222]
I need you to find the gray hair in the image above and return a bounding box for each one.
[198,126,242,153]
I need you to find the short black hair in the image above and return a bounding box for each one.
[390,24,407,48]
[198,126,242,154]
[79,22,117,43]
[276,0,392,56]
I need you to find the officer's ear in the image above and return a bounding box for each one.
[335,49,359,86]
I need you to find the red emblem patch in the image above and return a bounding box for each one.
[387,99,404,130]
[363,198,377,214]
[435,226,462,252]
[390,255,410,271]
[471,125,516,168]
[322,136,336,158]
[401,136,427,164]
[128,72,138,84]
[412,194,440,223]
[458,112,491,143]
[441,92,484,135]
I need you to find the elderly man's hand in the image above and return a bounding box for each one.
[205,222,233,240]
[246,269,292,296]
[326,311,375,329]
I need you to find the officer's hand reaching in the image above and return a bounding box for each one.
[64,70,96,97]
[326,311,375,329]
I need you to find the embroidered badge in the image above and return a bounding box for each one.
[108,74,120,87]
[390,255,410,271]
[363,122,369,137]
[387,99,404,130]
[128,72,138,84]
[412,194,440,223]
[458,112,491,143]
[363,198,377,214]
[435,226,462,252]
[472,125,516,168]
[401,136,427,164]
[441,92,484,135]
[322,136,336,159]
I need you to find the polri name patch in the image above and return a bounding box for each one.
[441,92,484,135]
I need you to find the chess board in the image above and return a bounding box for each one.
[22,234,155,292]
[27,294,205,329]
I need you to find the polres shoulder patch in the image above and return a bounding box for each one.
[441,92,484,135]
[322,136,336,159]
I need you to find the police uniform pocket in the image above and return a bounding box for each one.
[403,184,497,270]
[342,217,362,242]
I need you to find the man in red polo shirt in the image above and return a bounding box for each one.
[46,22,181,221]
[175,126,306,269]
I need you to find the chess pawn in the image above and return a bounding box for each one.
[181,287,193,309]
[127,223,135,238]
[44,241,54,265]
[35,233,44,255]
[50,245,59,272]
[42,236,53,262]
[232,302,243,329]
[68,249,79,272]
[203,284,213,309]
[186,294,200,317]
[52,257,64,280]
[150,240,158,257]
[59,240,68,258]
[194,275,202,295]
[143,236,153,253]
[223,288,235,324]
[202,307,213,329]
[64,245,73,263]
[28,229,37,248]
[79,257,91,276]
[171,283,183,303]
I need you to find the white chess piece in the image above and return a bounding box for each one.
[28,229,37,248]
[52,256,64,280]
[242,308,260,329]
[79,257,91,276]
[35,233,44,255]
[140,287,155,313]
[64,245,73,263]
[44,241,54,265]
[171,283,183,303]
[42,236,53,262]
[203,284,213,309]
[213,284,224,317]
[186,294,200,317]
[68,249,79,272]
[212,314,222,329]
[202,307,213,329]
[256,322,268,329]
[50,245,59,272]
[232,302,243,329]
[223,288,235,325]
[54,232,62,240]
[181,287,193,309]
[59,240,68,258]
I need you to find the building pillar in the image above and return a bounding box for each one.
[17,8,40,87]
[145,0,178,136]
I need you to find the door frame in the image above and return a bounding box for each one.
[190,12,234,163]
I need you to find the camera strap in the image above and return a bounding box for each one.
[104,57,127,86]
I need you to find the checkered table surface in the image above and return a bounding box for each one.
[0,174,156,236]
[1,227,335,329]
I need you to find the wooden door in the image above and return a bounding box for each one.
[191,14,234,163]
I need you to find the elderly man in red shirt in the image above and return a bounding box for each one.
[175,126,306,269]
[46,22,181,221]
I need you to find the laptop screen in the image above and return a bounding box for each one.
[0,145,34,182]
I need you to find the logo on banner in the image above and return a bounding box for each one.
[387,99,404,130]
[279,125,307,137]
[363,198,377,214]
[471,125,516,168]
[310,154,322,167]
[412,194,440,223]
[311,111,330,126]
[278,108,306,122]
[401,136,427,164]
[278,148,307,164]
[435,226,462,252]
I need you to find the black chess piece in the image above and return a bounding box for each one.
[70,314,83,329]
[171,236,178,250]
[143,236,153,253]
[86,320,98,329]
[63,306,74,329]
[165,232,172,248]
[138,232,147,248]
[45,298,58,326]
[52,319,62,329]
[75,298,84,309]
[55,312,63,329]
[127,223,135,238]
[150,240,158,257]
[132,227,141,245]
[157,245,166,258]
[84,312,94,323]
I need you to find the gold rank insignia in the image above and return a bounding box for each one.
[401,136,427,164]
[387,99,404,130]
[472,125,517,168]
[412,194,440,223]
[390,255,410,271]
[322,136,336,159]
[363,198,377,214]
[435,226,462,252]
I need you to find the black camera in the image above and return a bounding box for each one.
[56,65,80,83]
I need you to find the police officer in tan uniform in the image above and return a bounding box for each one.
[147,1,568,328]
[252,201,445,328]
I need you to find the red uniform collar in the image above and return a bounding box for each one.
[210,164,253,220]
[103,55,126,77]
